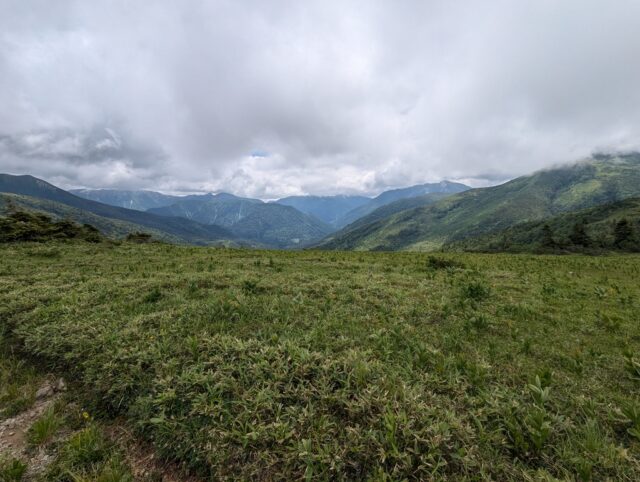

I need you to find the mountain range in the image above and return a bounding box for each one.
[147,194,331,248]
[2,152,640,251]
[334,181,470,228]
[69,189,183,211]
[0,174,233,245]
[274,195,370,227]
[66,180,472,247]
[273,182,469,228]
[318,152,640,251]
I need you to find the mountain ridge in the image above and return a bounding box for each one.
[335,180,471,227]
[444,196,640,253]
[149,196,331,248]
[317,153,640,251]
[0,174,234,244]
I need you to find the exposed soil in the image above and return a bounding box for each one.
[1,378,201,481]
[0,379,61,479]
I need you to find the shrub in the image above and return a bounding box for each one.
[143,287,162,303]
[241,279,264,294]
[460,280,491,301]
[623,352,640,381]
[0,211,103,243]
[125,232,153,243]
[426,255,465,270]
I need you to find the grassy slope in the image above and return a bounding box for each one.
[318,192,452,246]
[336,181,470,228]
[0,174,234,244]
[1,242,639,479]
[320,153,640,251]
[446,197,640,253]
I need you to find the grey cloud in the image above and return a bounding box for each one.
[1,0,639,197]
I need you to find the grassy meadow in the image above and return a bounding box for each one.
[1,241,640,480]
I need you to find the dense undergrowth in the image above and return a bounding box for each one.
[0,211,102,243]
[1,242,639,479]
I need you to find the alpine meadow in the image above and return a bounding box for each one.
[2,1,640,481]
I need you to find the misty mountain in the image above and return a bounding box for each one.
[322,192,454,242]
[335,181,470,227]
[148,194,332,248]
[274,195,370,227]
[70,189,181,211]
[0,174,234,244]
[318,153,640,251]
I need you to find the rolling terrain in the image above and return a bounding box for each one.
[319,192,453,243]
[320,153,640,251]
[0,193,197,244]
[0,174,234,245]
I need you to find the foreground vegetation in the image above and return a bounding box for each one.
[1,241,640,479]
[1,323,136,481]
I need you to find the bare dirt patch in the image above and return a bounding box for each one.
[0,379,62,479]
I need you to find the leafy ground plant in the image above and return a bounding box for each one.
[1,242,639,479]
[45,425,133,482]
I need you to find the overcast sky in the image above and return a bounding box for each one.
[1,1,640,198]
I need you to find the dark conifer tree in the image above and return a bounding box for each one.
[613,218,633,248]
[568,220,591,247]
[540,224,557,249]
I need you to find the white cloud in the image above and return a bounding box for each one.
[1,0,639,197]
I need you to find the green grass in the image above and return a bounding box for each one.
[1,241,640,479]
[45,425,133,482]
[0,456,27,482]
[27,406,63,446]
[0,342,41,421]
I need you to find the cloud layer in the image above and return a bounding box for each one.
[1,0,640,197]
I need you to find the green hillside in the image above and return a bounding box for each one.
[336,181,469,228]
[318,192,452,246]
[0,193,185,243]
[0,209,104,243]
[445,197,640,253]
[0,174,234,244]
[319,153,640,251]
[150,195,332,248]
